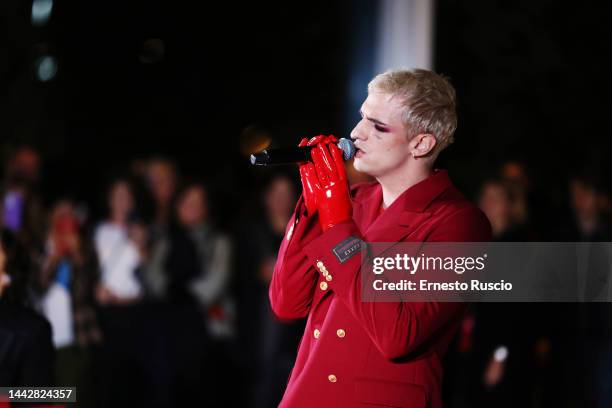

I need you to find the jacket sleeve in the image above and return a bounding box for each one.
[302,206,492,360]
[269,196,324,320]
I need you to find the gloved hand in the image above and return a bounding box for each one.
[298,135,352,231]
[298,136,322,216]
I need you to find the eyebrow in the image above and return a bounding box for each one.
[359,109,390,127]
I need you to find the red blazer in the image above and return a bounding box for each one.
[269,170,491,408]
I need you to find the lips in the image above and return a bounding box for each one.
[355,147,365,157]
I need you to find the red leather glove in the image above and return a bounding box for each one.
[298,135,352,231]
[298,136,323,216]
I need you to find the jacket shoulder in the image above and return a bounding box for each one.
[427,187,492,241]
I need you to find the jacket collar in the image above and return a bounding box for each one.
[398,169,453,213]
[355,169,453,242]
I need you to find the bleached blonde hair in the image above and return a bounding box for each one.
[368,69,457,153]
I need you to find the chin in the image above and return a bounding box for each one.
[353,158,367,173]
[353,160,377,177]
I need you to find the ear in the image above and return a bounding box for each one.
[411,133,437,158]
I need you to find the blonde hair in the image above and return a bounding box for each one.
[368,69,457,153]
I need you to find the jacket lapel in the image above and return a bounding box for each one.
[366,211,432,244]
[353,183,382,235]
[363,169,454,255]
[312,170,454,309]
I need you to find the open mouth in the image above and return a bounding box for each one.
[355,147,365,157]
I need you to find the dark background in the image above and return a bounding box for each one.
[1,0,611,223]
[1,1,347,215]
[436,0,612,201]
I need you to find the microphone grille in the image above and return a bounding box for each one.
[337,138,356,161]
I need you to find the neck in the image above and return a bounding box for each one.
[111,215,127,226]
[377,163,433,208]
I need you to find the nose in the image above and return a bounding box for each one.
[350,119,366,141]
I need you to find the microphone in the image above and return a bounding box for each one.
[250,138,356,166]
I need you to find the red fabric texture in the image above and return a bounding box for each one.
[269,170,492,407]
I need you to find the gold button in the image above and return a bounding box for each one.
[336,329,346,338]
[321,269,329,276]
[328,374,337,383]
[325,275,332,281]
[316,261,324,268]
[319,281,328,291]
[314,329,320,339]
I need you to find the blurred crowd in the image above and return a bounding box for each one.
[0,145,304,408]
[445,160,612,408]
[1,145,612,408]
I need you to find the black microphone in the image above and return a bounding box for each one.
[250,138,356,166]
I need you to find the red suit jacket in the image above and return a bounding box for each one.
[269,169,491,408]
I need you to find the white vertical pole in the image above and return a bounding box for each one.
[375,0,434,72]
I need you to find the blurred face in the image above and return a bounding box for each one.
[571,180,597,220]
[50,201,80,256]
[479,183,511,227]
[265,177,295,217]
[501,161,529,190]
[52,200,74,218]
[350,92,413,178]
[110,181,134,220]
[8,147,40,183]
[148,162,176,204]
[177,186,207,226]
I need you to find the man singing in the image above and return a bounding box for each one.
[269,69,491,407]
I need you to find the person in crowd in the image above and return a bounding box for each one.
[145,182,232,312]
[236,173,305,408]
[499,159,559,240]
[567,173,612,241]
[565,171,612,408]
[93,177,173,407]
[0,228,54,387]
[447,178,538,408]
[33,199,100,407]
[94,178,145,305]
[1,145,46,259]
[479,178,533,241]
[143,181,233,406]
[499,160,529,225]
[144,158,178,236]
